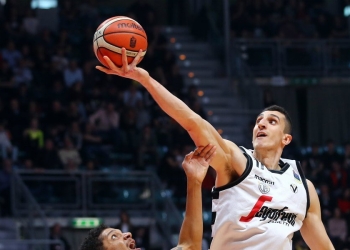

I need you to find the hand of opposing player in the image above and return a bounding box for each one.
[95,48,149,83]
[182,144,216,184]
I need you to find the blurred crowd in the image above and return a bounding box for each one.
[229,0,349,39]
[0,0,349,249]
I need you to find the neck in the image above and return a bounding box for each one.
[253,148,283,171]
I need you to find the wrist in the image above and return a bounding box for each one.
[137,68,150,83]
[186,178,203,187]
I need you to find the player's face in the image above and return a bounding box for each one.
[100,228,138,250]
[252,111,290,150]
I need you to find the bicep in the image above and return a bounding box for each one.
[300,180,334,250]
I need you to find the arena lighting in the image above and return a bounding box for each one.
[188,72,195,78]
[179,54,186,60]
[31,0,58,9]
[344,5,350,17]
[72,217,102,229]
[170,37,176,43]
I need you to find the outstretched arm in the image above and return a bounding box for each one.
[96,50,246,177]
[300,180,334,250]
[172,144,216,250]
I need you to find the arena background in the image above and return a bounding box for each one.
[0,0,349,249]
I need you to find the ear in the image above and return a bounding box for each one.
[282,134,292,146]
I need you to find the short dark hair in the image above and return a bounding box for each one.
[262,105,292,134]
[79,225,107,250]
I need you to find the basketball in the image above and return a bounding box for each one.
[93,16,147,68]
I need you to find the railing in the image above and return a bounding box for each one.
[232,39,350,77]
[11,171,50,249]
[0,239,64,250]
[12,170,183,248]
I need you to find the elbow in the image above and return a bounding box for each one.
[185,114,203,132]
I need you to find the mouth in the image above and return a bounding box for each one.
[256,132,267,138]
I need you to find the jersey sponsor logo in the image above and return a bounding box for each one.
[239,195,273,222]
[256,206,297,226]
[290,184,298,193]
[258,182,270,194]
[239,195,297,226]
[255,174,275,185]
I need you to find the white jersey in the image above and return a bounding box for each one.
[210,147,309,250]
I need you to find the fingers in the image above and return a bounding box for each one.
[95,66,110,74]
[184,151,194,160]
[205,146,216,163]
[121,48,128,72]
[103,56,119,71]
[197,144,216,157]
[131,49,143,68]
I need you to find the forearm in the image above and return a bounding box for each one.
[177,180,202,249]
[140,75,201,131]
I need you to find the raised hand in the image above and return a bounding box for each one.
[182,144,216,184]
[95,48,149,82]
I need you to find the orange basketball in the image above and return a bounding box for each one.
[93,16,147,68]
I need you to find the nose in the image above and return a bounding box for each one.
[257,119,266,130]
[123,232,132,239]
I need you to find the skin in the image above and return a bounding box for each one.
[96,49,334,249]
[174,144,216,250]
[99,145,216,250]
[100,228,139,250]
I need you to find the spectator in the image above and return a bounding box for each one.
[37,139,62,170]
[82,123,105,160]
[63,60,83,88]
[58,137,82,168]
[65,121,83,150]
[13,59,32,86]
[115,210,135,235]
[89,101,120,142]
[0,123,17,161]
[318,183,336,222]
[123,83,143,108]
[137,125,158,168]
[51,48,69,72]
[45,100,67,130]
[22,9,39,35]
[338,188,350,215]
[328,208,347,249]
[50,223,71,250]
[329,161,347,195]
[1,41,21,68]
[5,98,25,146]
[23,118,44,162]
[0,60,14,88]
[322,139,342,167]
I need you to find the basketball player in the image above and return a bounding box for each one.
[79,144,216,250]
[96,49,334,249]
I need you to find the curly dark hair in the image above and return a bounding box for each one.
[79,225,108,250]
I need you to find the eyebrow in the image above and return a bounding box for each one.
[107,229,116,237]
[257,113,280,121]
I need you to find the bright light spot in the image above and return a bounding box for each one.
[217,129,223,134]
[188,72,195,78]
[208,111,213,116]
[170,37,176,43]
[179,54,186,60]
[198,90,204,96]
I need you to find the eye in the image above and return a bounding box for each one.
[270,120,277,125]
[111,235,116,240]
